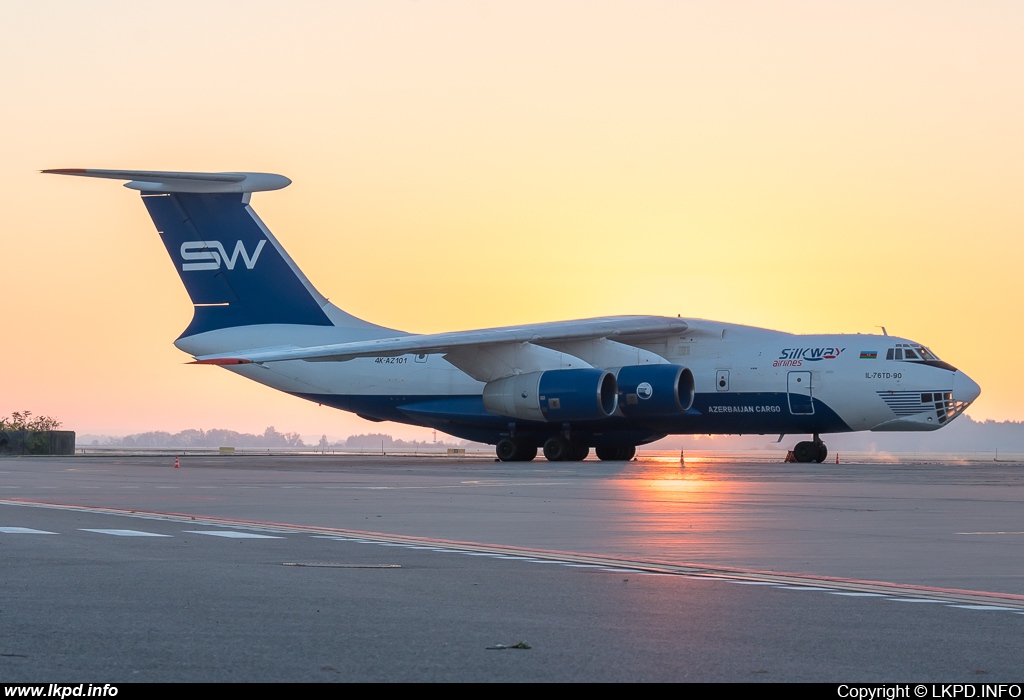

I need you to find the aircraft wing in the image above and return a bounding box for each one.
[193,315,689,365]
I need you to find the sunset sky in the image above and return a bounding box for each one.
[2,1,1021,440]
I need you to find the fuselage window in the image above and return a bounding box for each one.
[886,349,895,360]
[904,349,918,360]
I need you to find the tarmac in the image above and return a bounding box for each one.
[2,453,1023,681]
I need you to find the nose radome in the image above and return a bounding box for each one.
[953,371,981,405]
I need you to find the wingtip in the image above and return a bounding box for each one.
[41,168,87,175]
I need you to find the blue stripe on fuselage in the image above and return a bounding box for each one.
[293,391,852,443]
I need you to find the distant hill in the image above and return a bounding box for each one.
[77,428,469,450]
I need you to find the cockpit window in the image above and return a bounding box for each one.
[887,343,942,363]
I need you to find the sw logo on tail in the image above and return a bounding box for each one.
[181,240,267,272]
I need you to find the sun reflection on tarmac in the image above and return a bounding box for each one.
[592,452,771,564]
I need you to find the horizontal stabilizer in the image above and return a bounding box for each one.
[189,358,252,365]
[42,168,290,193]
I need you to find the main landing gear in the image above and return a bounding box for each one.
[594,445,636,461]
[542,436,589,462]
[495,438,538,462]
[495,437,638,462]
[792,434,828,463]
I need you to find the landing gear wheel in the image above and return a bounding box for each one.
[568,444,590,461]
[496,439,537,462]
[793,441,817,463]
[816,442,828,464]
[595,445,636,461]
[543,436,572,462]
[496,439,517,462]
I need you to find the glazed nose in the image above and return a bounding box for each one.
[953,371,981,405]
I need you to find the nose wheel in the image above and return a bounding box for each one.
[792,435,828,463]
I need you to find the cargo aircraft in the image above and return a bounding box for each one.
[46,169,981,463]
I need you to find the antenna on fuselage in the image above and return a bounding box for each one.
[876,326,888,336]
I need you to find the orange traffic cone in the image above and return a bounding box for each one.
[835,453,839,465]
[174,455,180,469]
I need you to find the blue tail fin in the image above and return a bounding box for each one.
[142,192,333,337]
[43,169,387,339]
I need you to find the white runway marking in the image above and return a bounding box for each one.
[886,598,944,604]
[80,529,172,537]
[184,530,283,539]
[0,527,57,534]
[597,567,646,573]
[9,498,1024,616]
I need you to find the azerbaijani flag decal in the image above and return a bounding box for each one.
[859,351,878,359]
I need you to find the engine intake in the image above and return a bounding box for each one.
[616,364,694,417]
[483,369,618,422]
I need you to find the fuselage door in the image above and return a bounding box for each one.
[787,371,814,414]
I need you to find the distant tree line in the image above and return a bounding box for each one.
[104,426,305,448]
[88,428,466,449]
[81,428,467,449]
[342,432,460,449]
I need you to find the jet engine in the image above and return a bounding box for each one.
[616,364,694,417]
[482,368,618,422]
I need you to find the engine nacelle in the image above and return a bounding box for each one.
[616,364,694,417]
[482,368,618,423]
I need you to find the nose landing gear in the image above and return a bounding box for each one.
[792,434,828,463]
